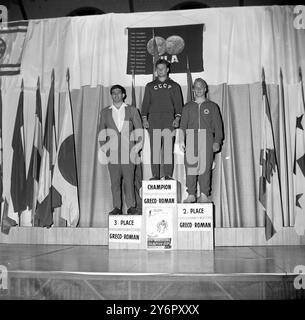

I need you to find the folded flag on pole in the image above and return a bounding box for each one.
[0,83,3,207]
[259,70,283,240]
[293,78,305,236]
[52,70,79,227]
[152,29,159,80]
[131,69,142,213]
[26,77,43,223]
[1,197,17,235]
[0,85,17,234]
[10,80,27,224]
[186,56,193,103]
[35,70,61,227]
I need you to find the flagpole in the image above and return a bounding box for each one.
[300,67,305,112]
[152,28,159,81]
[260,66,284,239]
[66,67,80,219]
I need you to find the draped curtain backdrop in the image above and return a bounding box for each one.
[1,6,305,227]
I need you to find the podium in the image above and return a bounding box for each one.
[108,180,214,250]
[177,203,214,250]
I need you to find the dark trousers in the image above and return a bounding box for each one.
[185,132,214,196]
[108,163,136,209]
[148,113,175,178]
[148,128,175,178]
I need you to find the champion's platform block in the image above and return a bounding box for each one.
[108,180,214,250]
[142,180,177,250]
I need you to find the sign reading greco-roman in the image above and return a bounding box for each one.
[178,203,213,231]
[127,24,204,75]
[109,215,142,243]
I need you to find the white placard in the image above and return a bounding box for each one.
[109,230,141,243]
[142,180,177,199]
[108,215,142,243]
[109,216,142,229]
[177,203,213,232]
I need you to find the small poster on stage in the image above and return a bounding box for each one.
[146,207,174,250]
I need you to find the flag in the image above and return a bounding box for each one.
[259,72,283,240]
[293,79,305,236]
[186,56,193,103]
[26,77,43,224]
[131,69,142,212]
[10,80,27,219]
[52,71,79,227]
[0,84,3,207]
[1,197,17,235]
[131,69,136,108]
[127,24,204,75]
[0,21,28,76]
[0,86,17,234]
[35,71,61,227]
[152,29,159,80]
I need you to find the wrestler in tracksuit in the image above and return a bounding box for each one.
[180,99,224,196]
[141,78,183,178]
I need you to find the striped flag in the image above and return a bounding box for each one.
[0,21,28,76]
[259,71,283,240]
[35,70,61,227]
[0,85,17,234]
[26,77,43,224]
[10,80,27,221]
[52,70,79,227]
[293,79,305,236]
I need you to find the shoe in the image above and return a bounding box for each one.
[197,193,210,203]
[183,194,196,203]
[109,208,122,215]
[149,176,160,180]
[127,207,138,215]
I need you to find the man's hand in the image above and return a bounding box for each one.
[142,117,149,129]
[172,116,180,128]
[213,142,220,153]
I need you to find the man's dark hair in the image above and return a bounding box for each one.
[155,58,171,70]
[110,84,127,98]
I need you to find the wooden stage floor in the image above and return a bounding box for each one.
[0,244,304,300]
